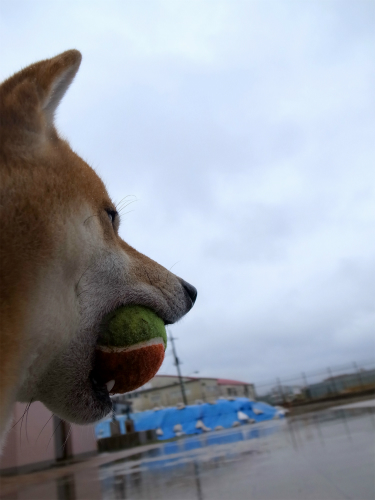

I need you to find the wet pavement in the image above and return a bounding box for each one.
[1,401,374,500]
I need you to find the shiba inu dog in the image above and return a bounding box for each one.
[0,50,196,447]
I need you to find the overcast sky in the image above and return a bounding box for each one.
[1,0,374,388]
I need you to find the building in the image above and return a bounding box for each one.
[113,375,255,412]
[0,402,97,476]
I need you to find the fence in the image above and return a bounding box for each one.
[253,359,375,406]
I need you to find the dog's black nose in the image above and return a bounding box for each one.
[180,279,197,306]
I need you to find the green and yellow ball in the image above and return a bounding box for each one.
[93,305,167,394]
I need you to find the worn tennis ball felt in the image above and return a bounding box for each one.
[93,305,167,394]
[98,305,167,348]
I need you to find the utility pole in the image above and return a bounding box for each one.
[169,331,188,405]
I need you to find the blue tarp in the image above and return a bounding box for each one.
[95,398,281,440]
[250,401,279,422]
[158,404,204,439]
[201,399,238,429]
[132,409,166,431]
[95,419,111,439]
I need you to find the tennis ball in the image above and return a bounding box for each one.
[93,305,167,394]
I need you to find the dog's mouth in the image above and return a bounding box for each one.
[88,307,168,404]
[88,372,113,407]
[78,278,196,414]
[30,307,170,426]
[33,284,194,426]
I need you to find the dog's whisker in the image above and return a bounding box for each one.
[61,424,72,451]
[114,194,137,207]
[25,398,33,445]
[75,262,96,295]
[118,198,137,208]
[36,413,55,444]
[47,418,63,450]
[114,196,137,214]
[117,200,135,211]
[165,261,179,284]
[18,400,32,447]
[83,213,101,225]
[11,403,31,430]
[118,209,135,219]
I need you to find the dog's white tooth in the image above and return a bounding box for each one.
[106,380,115,393]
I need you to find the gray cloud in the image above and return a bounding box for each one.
[1,0,374,386]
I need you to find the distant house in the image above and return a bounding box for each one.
[112,375,255,412]
[260,385,303,405]
[306,369,375,400]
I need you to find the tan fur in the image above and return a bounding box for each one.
[0,50,196,447]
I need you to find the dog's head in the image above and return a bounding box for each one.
[0,50,196,425]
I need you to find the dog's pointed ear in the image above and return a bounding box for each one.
[0,50,81,138]
[35,50,82,123]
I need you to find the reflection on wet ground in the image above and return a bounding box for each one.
[1,402,374,500]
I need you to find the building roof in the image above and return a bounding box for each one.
[149,375,251,386]
[217,378,250,386]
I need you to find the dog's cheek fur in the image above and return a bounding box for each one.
[25,247,129,423]
[15,208,95,401]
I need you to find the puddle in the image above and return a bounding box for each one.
[97,407,375,500]
[1,406,374,500]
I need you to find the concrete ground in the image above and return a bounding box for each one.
[1,399,374,500]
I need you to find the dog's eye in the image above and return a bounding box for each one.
[106,210,118,226]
